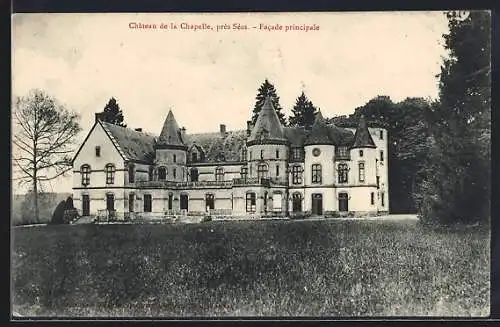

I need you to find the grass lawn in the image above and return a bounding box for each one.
[11,219,490,317]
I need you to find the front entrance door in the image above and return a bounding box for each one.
[82,194,90,216]
[312,194,323,215]
[106,193,115,212]
[339,192,349,212]
[180,194,189,211]
[292,193,302,212]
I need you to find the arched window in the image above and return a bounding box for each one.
[257,163,268,180]
[158,167,167,181]
[292,165,302,184]
[338,163,348,183]
[246,192,256,212]
[215,167,224,182]
[81,164,91,186]
[205,193,215,211]
[105,164,116,184]
[358,162,365,182]
[311,164,322,184]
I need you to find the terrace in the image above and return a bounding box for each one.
[136,177,288,189]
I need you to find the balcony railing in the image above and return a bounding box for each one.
[136,180,233,188]
[233,177,288,186]
[334,153,351,161]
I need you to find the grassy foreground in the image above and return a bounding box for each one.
[11,219,490,317]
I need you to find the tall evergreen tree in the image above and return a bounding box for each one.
[288,91,318,129]
[100,97,126,127]
[251,79,287,126]
[414,11,491,225]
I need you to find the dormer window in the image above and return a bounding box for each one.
[192,152,198,162]
[95,146,101,157]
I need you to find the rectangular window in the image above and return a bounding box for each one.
[241,167,248,180]
[380,150,384,162]
[246,193,256,212]
[249,151,252,161]
[371,192,375,205]
[312,164,322,184]
[249,165,253,176]
[359,150,364,157]
[338,146,347,157]
[168,193,173,210]
[173,168,177,179]
[205,193,215,211]
[376,176,380,189]
[380,130,384,140]
[260,150,264,159]
[381,192,385,207]
[95,146,101,157]
[106,164,115,184]
[292,166,302,184]
[338,163,348,184]
[144,194,152,212]
[358,162,365,182]
[273,193,282,211]
[276,164,279,176]
[276,149,279,159]
[173,154,177,163]
[192,152,198,162]
[81,165,90,186]
[128,164,135,183]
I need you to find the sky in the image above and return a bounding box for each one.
[12,12,450,193]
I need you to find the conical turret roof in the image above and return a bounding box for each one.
[248,96,287,144]
[350,115,376,149]
[157,109,187,148]
[304,111,334,145]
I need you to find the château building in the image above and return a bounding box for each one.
[72,96,389,219]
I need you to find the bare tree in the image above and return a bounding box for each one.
[12,89,81,222]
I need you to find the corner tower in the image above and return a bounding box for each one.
[154,109,188,182]
[246,96,289,183]
[349,115,379,213]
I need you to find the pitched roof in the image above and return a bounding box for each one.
[351,115,376,149]
[304,111,335,145]
[184,130,247,163]
[248,96,286,143]
[100,121,156,163]
[157,110,186,147]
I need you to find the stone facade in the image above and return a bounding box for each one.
[72,96,389,220]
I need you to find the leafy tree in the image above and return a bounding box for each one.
[288,91,318,129]
[414,11,491,225]
[12,89,82,223]
[251,79,287,126]
[99,97,126,127]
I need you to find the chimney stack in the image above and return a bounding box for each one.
[246,120,253,136]
[95,112,102,122]
[135,128,142,132]
[220,124,226,134]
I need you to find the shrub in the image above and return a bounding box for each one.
[202,215,212,222]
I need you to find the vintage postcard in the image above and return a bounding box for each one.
[11,11,491,318]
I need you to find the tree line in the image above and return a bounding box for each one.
[12,11,490,225]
